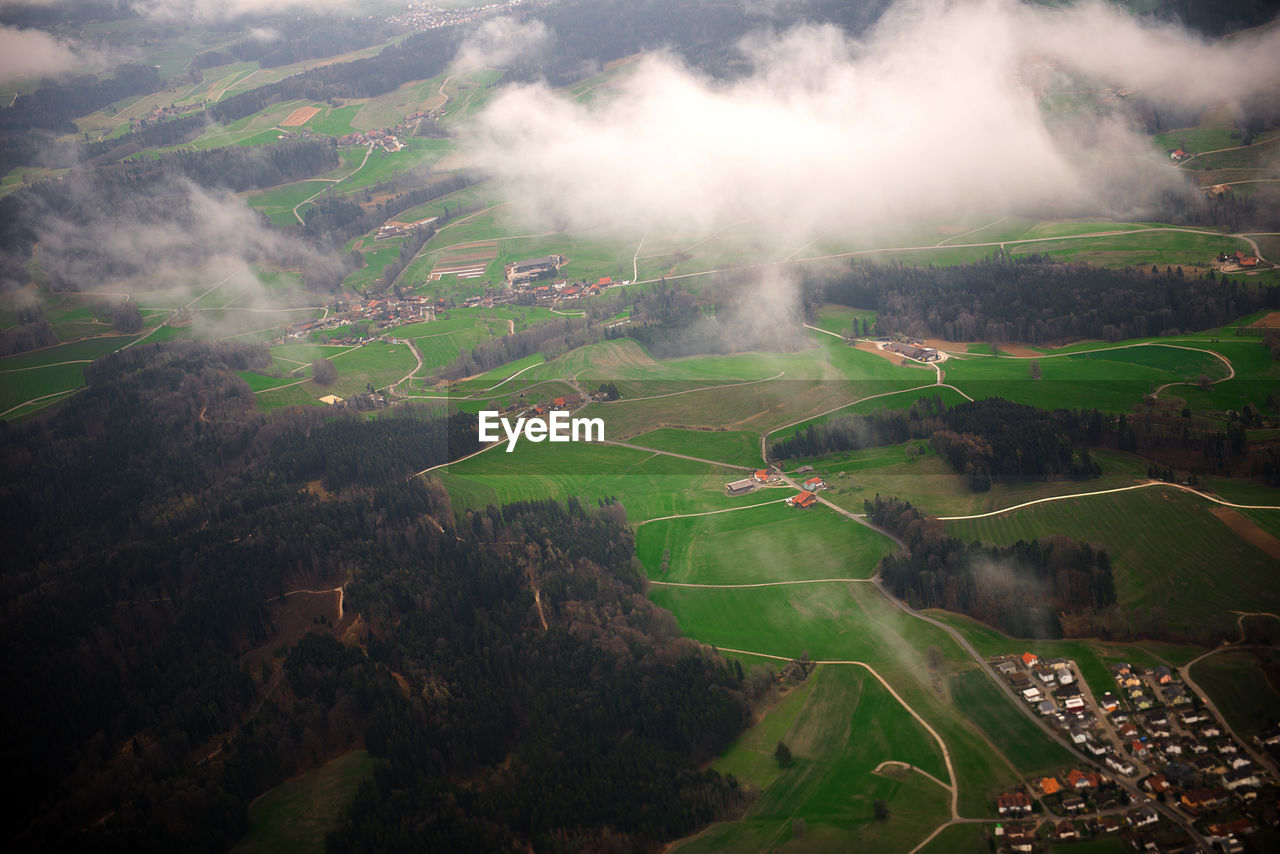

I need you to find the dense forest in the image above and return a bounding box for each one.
[1,342,750,852]
[808,257,1274,344]
[772,396,1100,490]
[867,496,1117,639]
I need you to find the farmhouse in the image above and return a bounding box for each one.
[803,475,825,491]
[885,341,941,361]
[753,469,773,483]
[786,491,817,508]
[726,478,757,496]
[505,255,564,284]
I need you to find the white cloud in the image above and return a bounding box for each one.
[465,0,1280,247]
[454,16,550,70]
[0,25,95,80]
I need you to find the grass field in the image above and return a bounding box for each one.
[1188,649,1280,740]
[230,750,375,854]
[948,668,1077,774]
[675,666,950,853]
[649,579,1050,816]
[946,486,1280,636]
[635,501,896,584]
[941,343,1231,411]
[246,180,330,226]
[628,427,764,467]
[812,305,875,337]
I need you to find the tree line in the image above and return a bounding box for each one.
[807,256,1275,344]
[867,496,1117,639]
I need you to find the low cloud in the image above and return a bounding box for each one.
[0,25,103,80]
[466,0,1280,247]
[454,16,550,70]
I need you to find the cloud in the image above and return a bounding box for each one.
[0,0,365,23]
[454,16,550,70]
[465,0,1280,247]
[0,25,99,79]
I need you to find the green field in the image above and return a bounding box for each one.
[676,666,950,853]
[946,486,1280,636]
[1188,649,1280,740]
[813,305,876,338]
[942,343,1231,411]
[947,669,1076,774]
[636,501,896,584]
[231,750,376,854]
[246,181,329,226]
[628,427,764,467]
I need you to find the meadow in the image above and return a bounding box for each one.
[676,666,951,853]
[628,427,764,466]
[1188,649,1280,740]
[946,486,1280,636]
[635,501,895,585]
[230,750,375,854]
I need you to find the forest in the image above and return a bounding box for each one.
[867,496,1117,639]
[1,341,749,852]
[772,396,1100,491]
[808,257,1275,344]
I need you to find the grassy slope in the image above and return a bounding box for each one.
[946,487,1280,634]
[676,666,950,853]
[230,750,375,854]
[635,502,895,584]
[1188,649,1280,740]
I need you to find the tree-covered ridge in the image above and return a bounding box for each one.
[1,342,748,852]
[810,257,1274,344]
[867,495,1117,639]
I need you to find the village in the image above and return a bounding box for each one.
[987,651,1278,852]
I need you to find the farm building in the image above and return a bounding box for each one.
[318,394,344,405]
[886,342,941,362]
[803,475,825,491]
[506,255,564,284]
[754,469,773,483]
[786,491,817,508]
[726,478,758,496]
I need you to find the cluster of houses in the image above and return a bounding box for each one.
[336,111,426,151]
[130,99,205,131]
[284,295,431,342]
[989,652,1278,851]
[375,216,438,241]
[1216,250,1263,272]
[491,391,599,421]
[723,468,825,502]
[388,0,527,32]
[786,473,826,508]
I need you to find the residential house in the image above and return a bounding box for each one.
[996,791,1033,816]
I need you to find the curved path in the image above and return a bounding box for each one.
[936,479,1280,521]
[599,370,786,404]
[635,498,787,526]
[713,651,958,819]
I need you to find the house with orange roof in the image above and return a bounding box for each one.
[1038,776,1062,795]
[786,491,817,508]
[598,276,613,286]
[1022,652,1039,667]
[803,475,825,491]
[754,470,771,483]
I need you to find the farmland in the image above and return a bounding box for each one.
[946,486,1280,636]
[635,501,895,584]
[230,750,375,854]
[1188,649,1280,740]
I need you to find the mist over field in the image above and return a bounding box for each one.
[469,0,1280,245]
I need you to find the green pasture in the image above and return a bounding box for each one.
[628,427,764,467]
[310,104,362,136]
[0,335,139,370]
[635,501,895,584]
[946,486,1280,636]
[915,822,992,854]
[352,74,446,131]
[1188,649,1280,740]
[947,669,1076,774]
[230,750,375,854]
[1005,227,1245,269]
[344,240,407,290]
[677,666,950,853]
[335,138,453,196]
[766,385,970,448]
[0,362,88,418]
[924,610,1201,698]
[941,343,1231,411]
[648,581,1046,815]
[434,438,776,523]
[246,180,329,226]
[813,305,875,337]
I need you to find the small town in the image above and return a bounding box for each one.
[986,652,1278,853]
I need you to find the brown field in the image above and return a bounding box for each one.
[281,105,321,127]
[1247,312,1280,330]
[854,341,902,364]
[1210,506,1280,561]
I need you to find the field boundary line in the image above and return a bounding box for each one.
[636,499,788,526]
[937,480,1280,521]
[598,371,786,403]
[710,652,958,815]
[649,577,871,588]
